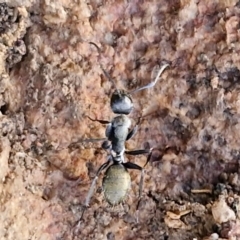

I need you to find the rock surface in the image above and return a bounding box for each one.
[1,1,240,239]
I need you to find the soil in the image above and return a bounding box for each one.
[1,1,240,240]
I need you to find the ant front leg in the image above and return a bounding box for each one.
[126,115,146,141]
[126,125,138,141]
[87,115,110,125]
[125,149,150,155]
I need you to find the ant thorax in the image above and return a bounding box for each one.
[106,115,131,141]
[110,115,131,129]
[106,115,131,155]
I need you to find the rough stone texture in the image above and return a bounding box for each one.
[1,0,240,239]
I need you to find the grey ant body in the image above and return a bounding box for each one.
[75,43,169,225]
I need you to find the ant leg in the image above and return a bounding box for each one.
[126,114,147,141]
[123,146,152,198]
[125,149,150,155]
[143,148,153,167]
[85,160,111,207]
[87,116,113,140]
[87,115,110,125]
[126,116,144,141]
[73,159,111,233]
[101,140,111,150]
[80,160,111,219]
[124,149,153,213]
[123,161,144,223]
[130,63,169,94]
[124,148,153,199]
[123,161,143,199]
[68,138,107,150]
[105,123,112,138]
[126,125,138,140]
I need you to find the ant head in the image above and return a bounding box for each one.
[110,89,133,115]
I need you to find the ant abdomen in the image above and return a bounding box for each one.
[103,164,131,205]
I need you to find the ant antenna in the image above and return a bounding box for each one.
[130,63,169,94]
[130,64,169,94]
[89,42,119,93]
[89,42,169,96]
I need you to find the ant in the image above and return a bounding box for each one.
[75,42,169,225]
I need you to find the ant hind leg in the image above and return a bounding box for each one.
[73,159,111,233]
